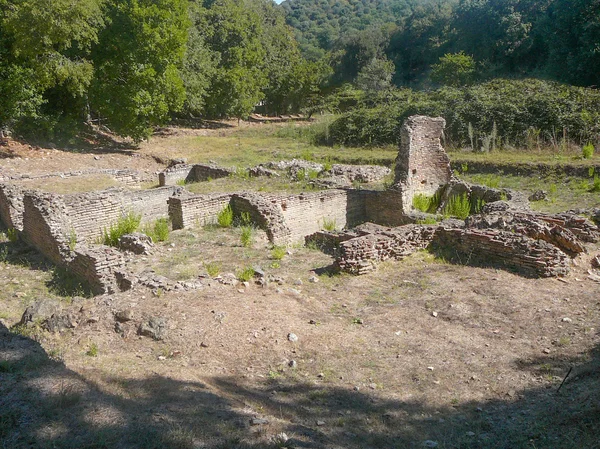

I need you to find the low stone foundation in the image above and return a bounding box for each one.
[430,228,570,278]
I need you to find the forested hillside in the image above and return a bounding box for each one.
[0,0,328,141]
[281,0,414,59]
[283,0,600,88]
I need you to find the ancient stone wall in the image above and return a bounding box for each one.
[267,190,365,243]
[22,192,72,265]
[430,228,570,278]
[229,193,291,245]
[394,116,451,212]
[62,186,182,241]
[0,183,26,230]
[336,225,437,274]
[191,164,235,182]
[0,168,150,186]
[362,190,410,227]
[168,193,232,229]
[68,246,124,295]
[158,165,194,186]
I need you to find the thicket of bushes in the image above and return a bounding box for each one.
[321,79,600,149]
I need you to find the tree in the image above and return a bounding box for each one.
[0,0,105,135]
[201,0,267,119]
[430,52,476,87]
[356,57,395,92]
[90,0,189,141]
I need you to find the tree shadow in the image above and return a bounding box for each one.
[1,320,599,449]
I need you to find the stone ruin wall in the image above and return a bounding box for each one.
[266,190,365,243]
[159,163,234,186]
[394,115,451,213]
[0,183,26,231]
[62,186,182,241]
[168,193,233,229]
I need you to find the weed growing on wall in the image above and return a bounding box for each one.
[217,205,234,228]
[102,212,142,247]
[6,228,18,243]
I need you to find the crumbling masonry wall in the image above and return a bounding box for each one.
[159,163,234,186]
[168,193,232,229]
[62,186,183,241]
[394,116,451,213]
[0,183,26,231]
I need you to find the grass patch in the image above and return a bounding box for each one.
[236,266,255,282]
[442,194,472,219]
[144,218,170,243]
[86,342,98,357]
[217,205,234,228]
[239,226,254,248]
[6,228,18,243]
[582,143,595,159]
[102,211,141,247]
[412,192,441,214]
[270,246,286,260]
[322,217,337,232]
[203,261,221,277]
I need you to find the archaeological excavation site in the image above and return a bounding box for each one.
[1,116,598,296]
[1,116,599,449]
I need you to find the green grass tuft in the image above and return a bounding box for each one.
[582,143,595,159]
[144,218,170,243]
[217,205,234,228]
[102,211,141,247]
[270,246,286,260]
[236,266,255,282]
[240,226,254,247]
[442,193,472,219]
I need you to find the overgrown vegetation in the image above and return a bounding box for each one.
[412,193,440,214]
[239,226,254,248]
[144,218,170,243]
[217,205,234,228]
[442,194,472,220]
[102,212,141,247]
[236,266,255,282]
[320,80,600,148]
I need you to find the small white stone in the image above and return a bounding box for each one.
[287,333,298,342]
[427,366,434,371]
[562,317,572,323]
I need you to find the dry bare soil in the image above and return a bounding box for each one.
[1,124,599,449]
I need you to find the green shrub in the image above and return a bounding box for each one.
[236,266,255,282]
[583,143,595,159]
[442,194,471,219]
[144,218,170,242]
[217,205,234,228]
[6,228,18,243]
[471,197,486,214]
[322,79,600,148]
[236,211,252,226]
[412,192,441,214]
[307,169,320,180]
[203,261,221,277]
[102,212,142,247]
[270,246,286,260]
[296,169,307,181]
[590,175,600,193]
[240,226,254,247]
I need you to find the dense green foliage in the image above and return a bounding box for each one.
[0,0,324,140]
[284,0,600,89]
[323,79,600,147]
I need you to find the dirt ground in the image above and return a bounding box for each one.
[1,126,600,449]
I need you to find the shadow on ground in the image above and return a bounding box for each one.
[1,321,598,449]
